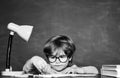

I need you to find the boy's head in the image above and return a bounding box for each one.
[43,35,76,71]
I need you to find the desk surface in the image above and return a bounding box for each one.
[0,75,117,78]
[0,71,117,78]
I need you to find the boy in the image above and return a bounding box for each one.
[23,35,98,74]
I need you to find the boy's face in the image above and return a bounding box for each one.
[48,49,71,71]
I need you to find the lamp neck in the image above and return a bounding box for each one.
[6,31,14,69]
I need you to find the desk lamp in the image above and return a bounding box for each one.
[2,22,33,76]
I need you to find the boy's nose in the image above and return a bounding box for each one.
[55,58,60,64]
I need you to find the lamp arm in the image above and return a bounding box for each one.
[6,31,14,70]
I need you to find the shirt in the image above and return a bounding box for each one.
[23,56,75,74]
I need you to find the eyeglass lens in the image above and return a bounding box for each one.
[48,55,68,63]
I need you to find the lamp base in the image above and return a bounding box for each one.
[1,70,23,76]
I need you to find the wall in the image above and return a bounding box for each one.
[0,0,120,72]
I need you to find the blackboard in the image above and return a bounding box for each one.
[0,0,120,72]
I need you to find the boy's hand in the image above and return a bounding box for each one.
[23,59,34,73]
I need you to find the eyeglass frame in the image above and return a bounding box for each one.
[47,55,68,63]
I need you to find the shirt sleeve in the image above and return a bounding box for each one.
[23,56,49,74]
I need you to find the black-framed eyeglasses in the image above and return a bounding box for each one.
[48,55,68,63]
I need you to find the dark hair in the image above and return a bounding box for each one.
[43,35,76,58]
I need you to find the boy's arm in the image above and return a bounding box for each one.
[62,65,98,74]
[23,56,48,74]
[77,66,99,74]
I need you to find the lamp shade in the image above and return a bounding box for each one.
[7,22,33,42]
